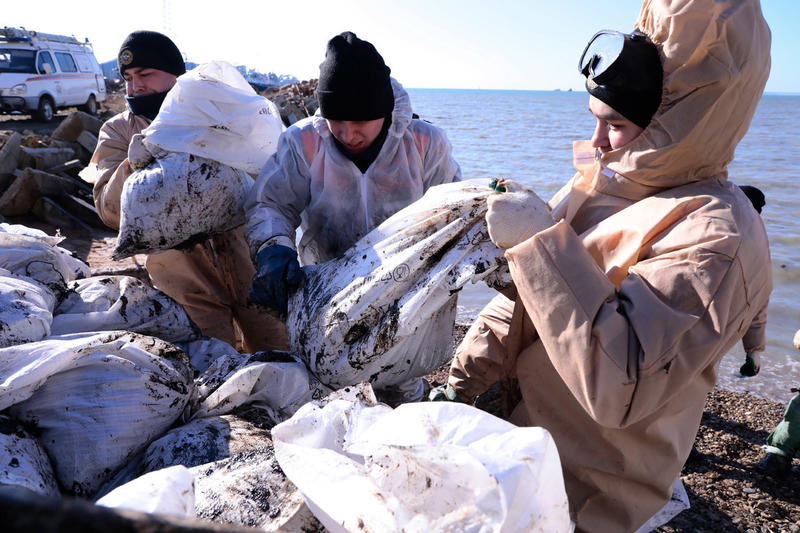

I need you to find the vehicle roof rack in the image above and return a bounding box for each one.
[0,26,91,48]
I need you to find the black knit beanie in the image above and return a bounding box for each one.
[584,31,662,129]
[317,32,394,121]
[118,31,186,76]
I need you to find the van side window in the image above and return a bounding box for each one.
[37,51,57,75]
[55,52,77,73]
[74,53,93,72]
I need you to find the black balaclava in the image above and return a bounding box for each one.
[118,30,186,120]
[317,31,395,171]
[581,30,662,129]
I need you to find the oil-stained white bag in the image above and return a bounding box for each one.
[52,275,199,343]
[0,331,194,497]
[142,61,284,175]
[0,269,56,348]
[113,152,253,259]
[287,179,509,391]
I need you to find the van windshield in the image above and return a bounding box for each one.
[0,48,36,73]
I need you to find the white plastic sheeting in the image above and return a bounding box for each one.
[0,331,194,496]
[143,61,284,176]
[0,269,56,348]
[287,179,509,391]
[272,383,572,533]
[52,275,200,343]
[113,152,254,259]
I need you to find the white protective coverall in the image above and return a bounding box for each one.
[245,78,461,264]
[449,1,772,531]
[87,110,288,352]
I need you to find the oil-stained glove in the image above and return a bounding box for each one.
[740,352,761,377]
[486,178,554,249]
[128,133,154,170]
[249,244,305,318]
[428,383,470,403]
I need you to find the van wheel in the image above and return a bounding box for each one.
[35,96,55,122]
[80,94,98,115]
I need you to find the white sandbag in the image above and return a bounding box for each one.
[178,337,239,375]
[95,465,195,519]
[0,269,56,348]
[272,384,572,533]
[192,351,330,424]
[0,415,60,497]
[287,179,509,391]
[0,232,88,297]
[0,331,194,496]
[113,152,253,259]
[0,223,90,281]
[143,61,284,175]
[52,275,200,343]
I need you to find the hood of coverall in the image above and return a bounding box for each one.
[564,0,771,228]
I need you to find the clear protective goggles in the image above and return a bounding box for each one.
[579,30,649,81]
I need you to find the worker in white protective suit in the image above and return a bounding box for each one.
[245,31,461,404]
[432,1,772,531]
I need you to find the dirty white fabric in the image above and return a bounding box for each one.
[0,223,89,282]
[245,78,461,265]
[0,331,194,497]
[178,337,239,375]
[0,269,56,348]
[0,231,89,297]
[0,415,60,497]
[113,152,254,259]
[96,465,195,519]
[143,60,284,175]
[52,275,200,343]
[192,351,329,424]
[272,383,572,533]
[287,179,508,391]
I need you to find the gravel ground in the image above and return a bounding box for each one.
[429,325,800,532]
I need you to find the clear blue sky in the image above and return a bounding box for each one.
[6,0,798,93]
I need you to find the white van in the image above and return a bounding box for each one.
[0,27,107,122]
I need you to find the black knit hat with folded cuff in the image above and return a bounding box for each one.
[117,30,186,77]
[317,31,394,121]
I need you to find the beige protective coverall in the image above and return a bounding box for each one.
[86,110,287,352]
[449,1,772,531]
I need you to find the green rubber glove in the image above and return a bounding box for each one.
[740,352,761,377]
[428,384,469,403]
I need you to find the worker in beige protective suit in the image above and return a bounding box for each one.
[246,32,461,403]
[433,1,772,531]
[85,30,287,353]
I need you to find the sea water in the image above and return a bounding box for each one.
[408,88,800,404]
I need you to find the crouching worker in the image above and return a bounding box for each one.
[85,31,287,352]
[245,31,461,404]
[433,1,772,531]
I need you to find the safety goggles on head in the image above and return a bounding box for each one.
[579,30,651,84]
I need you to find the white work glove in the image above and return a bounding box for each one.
[486,178,554,249]
[128,133,154,170]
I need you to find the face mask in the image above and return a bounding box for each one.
[125,90,169,120]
